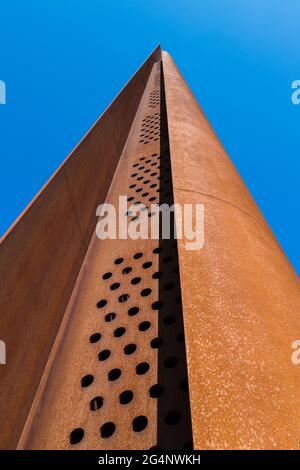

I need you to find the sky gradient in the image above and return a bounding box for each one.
[0,0,299,273]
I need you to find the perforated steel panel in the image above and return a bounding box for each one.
[18,60,192,451]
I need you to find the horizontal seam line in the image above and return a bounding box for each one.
[173,185,275,240]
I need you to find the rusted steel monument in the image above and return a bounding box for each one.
[1,46,300,450]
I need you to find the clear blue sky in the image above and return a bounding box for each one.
[0,1,299,273]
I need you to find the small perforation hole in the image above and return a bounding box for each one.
[110,282,120,291]
[105,312,116,322]
[81,374,94,388]
[149,384,164,398]
[119,390,134,404]
[152,272,162,280]
[122,266,132,274]
[118,293,129,303]
[90,333,101,343]
[90,396,103,411]
[151,300,163,310]
[142,261,152,269]
[70,428,84,444]
[132,416,148,432]
[138,321,151,331]
[114,327,126,337]
[136,362,150,375]
[140,288,152,297]
[108,368,121,381]
[124,343,137,355]
[102,272,112,280]
[128,306,139,316]
[150,337,163,348]
[100,422,116,438]
[98,349,111,361]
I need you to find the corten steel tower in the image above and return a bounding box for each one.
[1,46,300,450]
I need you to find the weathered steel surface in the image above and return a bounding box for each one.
[0,46,161,449]
[162,51,300,449]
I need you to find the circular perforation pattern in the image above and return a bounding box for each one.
[154,73,161,87]
[139,113,160,144]
[71,236,158,447]
[149,90,160,108]
[70,428,84,445]
[126,152,162,214]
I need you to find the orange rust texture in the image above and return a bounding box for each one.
[18,62,162,450]
[0,46,162,449]
[162,51,300,449]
